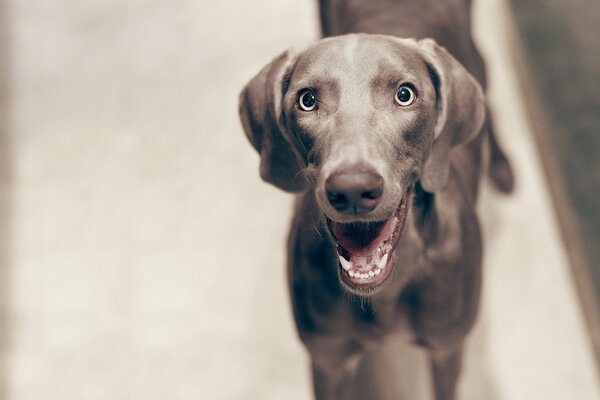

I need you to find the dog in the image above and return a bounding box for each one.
[239,0,513,398]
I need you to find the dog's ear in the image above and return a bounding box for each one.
[417,39,486,192]
[239,50,308,192]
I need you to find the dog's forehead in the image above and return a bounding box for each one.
[293,35,423,84]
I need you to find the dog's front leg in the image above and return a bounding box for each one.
[311,360,357,400]
[429,346,463,400]
[306,338,363,400]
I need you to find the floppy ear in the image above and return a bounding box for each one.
[238,50,308,192]
[418,39,486,192]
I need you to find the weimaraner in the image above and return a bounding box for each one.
[239,0,513,399]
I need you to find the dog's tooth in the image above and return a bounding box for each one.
[362,273,369,279]
[379,253,389,269]
[339,256,352,271]
[349,270,355,278]
[374,268,381,275]
[368,271,374,277]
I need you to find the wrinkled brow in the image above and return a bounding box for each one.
[291,75,340,94]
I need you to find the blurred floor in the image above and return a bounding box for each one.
[1,0,598,399]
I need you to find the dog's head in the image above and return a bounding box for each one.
[239,34,484,295]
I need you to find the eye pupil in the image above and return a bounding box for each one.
[299,90,317,111]
[398,88,411,102]
[302,93,315,107]
[395,86,415,106]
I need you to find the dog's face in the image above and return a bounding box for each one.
[285,36,434,222]
[240,34,484,295]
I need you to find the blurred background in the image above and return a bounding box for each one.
[0,0,599,399]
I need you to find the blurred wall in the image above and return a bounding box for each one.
[509,0,600,358]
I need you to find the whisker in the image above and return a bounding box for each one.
[293,165,318,185]
[311,215,323,238]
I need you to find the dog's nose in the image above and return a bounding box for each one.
[325,165,383,214]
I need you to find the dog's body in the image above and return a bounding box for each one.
[239,1,513,399]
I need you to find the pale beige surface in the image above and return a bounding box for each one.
[2,0,599,399]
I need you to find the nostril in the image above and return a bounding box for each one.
[361,188,382,200]
[358,188,382,213]
[327,192,348,211]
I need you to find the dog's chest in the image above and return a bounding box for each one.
[347,296,416,343]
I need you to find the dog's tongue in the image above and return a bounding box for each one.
[331,218,394,255]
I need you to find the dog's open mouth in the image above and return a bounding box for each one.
[326,189,413,292]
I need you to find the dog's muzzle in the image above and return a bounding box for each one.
[326,187,413,293]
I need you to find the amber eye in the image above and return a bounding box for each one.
[395,85,416,106]
[298,89,317,111]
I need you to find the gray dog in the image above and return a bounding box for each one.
[239,0,513,399]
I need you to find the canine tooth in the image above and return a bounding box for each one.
[379,253,389,269]
[339,256,352,271]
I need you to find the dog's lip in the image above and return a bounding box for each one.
[325,188,412,291]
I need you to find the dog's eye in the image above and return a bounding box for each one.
[298,89,317,111]
[395,86,416,106]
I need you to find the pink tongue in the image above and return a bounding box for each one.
[332,218,394,255]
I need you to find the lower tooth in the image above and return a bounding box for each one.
[349,270,355,277]
[339,256,352,271]
[375,268,381,275]
[368,271,374,277]
[379,253,389,269]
